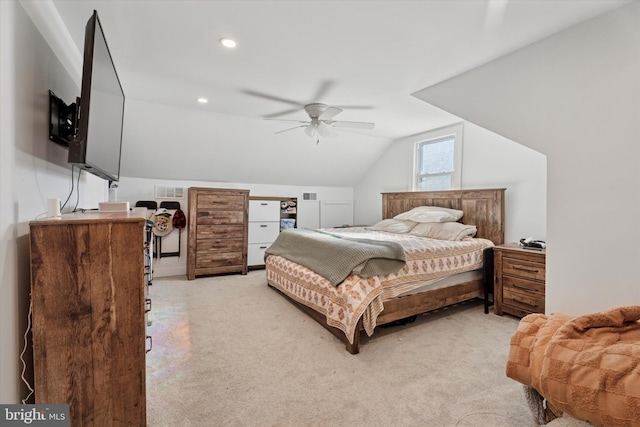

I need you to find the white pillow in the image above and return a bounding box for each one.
[409,222,477,241]
[394,206,464,223]
[367,219,417,234]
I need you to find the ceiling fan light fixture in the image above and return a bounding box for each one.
[196,97,208,104]
[317,122,337,138]
[269,102,375,144]
[304,123,317,138]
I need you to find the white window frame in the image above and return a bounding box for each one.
[413,123,464,191]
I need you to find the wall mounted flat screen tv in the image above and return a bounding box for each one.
[67,10,125,182]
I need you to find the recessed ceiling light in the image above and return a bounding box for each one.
[197,97,208,104]
[219,38,237,49]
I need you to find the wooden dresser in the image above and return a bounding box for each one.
[187,187,249,280]
[29,211,149,426]
[494,242,546,317]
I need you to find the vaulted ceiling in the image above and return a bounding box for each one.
[47,0,630,186]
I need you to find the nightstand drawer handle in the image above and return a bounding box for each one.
[513,297,538,308]
[513,264,539,273]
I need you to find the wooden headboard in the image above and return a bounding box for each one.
[382,189,505,245]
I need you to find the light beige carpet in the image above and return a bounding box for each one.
[146,271,538,427]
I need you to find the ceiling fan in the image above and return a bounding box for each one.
[242,80,373,118]
[267,103,375,144]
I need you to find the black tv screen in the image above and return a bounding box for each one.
[68,10,124,182]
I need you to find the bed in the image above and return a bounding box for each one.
[265,189,505,354]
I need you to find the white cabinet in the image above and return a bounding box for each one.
[248,198,296,267]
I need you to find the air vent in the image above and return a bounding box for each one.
[154,186,185,199]
[303,192,317,200]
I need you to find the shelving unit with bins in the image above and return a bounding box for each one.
[278,197,297,230]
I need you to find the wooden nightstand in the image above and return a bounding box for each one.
[494,243,546,317]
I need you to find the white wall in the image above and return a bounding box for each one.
[354,122,547,243]
[414,2,640,314]
[0,2,107,403]
[116,177,353,277]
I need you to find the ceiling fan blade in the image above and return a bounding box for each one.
[264,118,309,124]
[311,80,335,102]
[333,104,374,110]
[263,107,304,119]
[329,120,375,130]
[318,106,343,121]
[275,125,307,135]
[242,89,305,107]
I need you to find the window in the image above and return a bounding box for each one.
[414,124,463,191]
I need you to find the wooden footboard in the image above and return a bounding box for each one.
[375,279,483,325]
[268,278,483,354]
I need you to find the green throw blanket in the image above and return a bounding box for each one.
[265,228,407,286]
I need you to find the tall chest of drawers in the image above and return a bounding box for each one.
[494,243,546,317]
[187,187,249,280]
